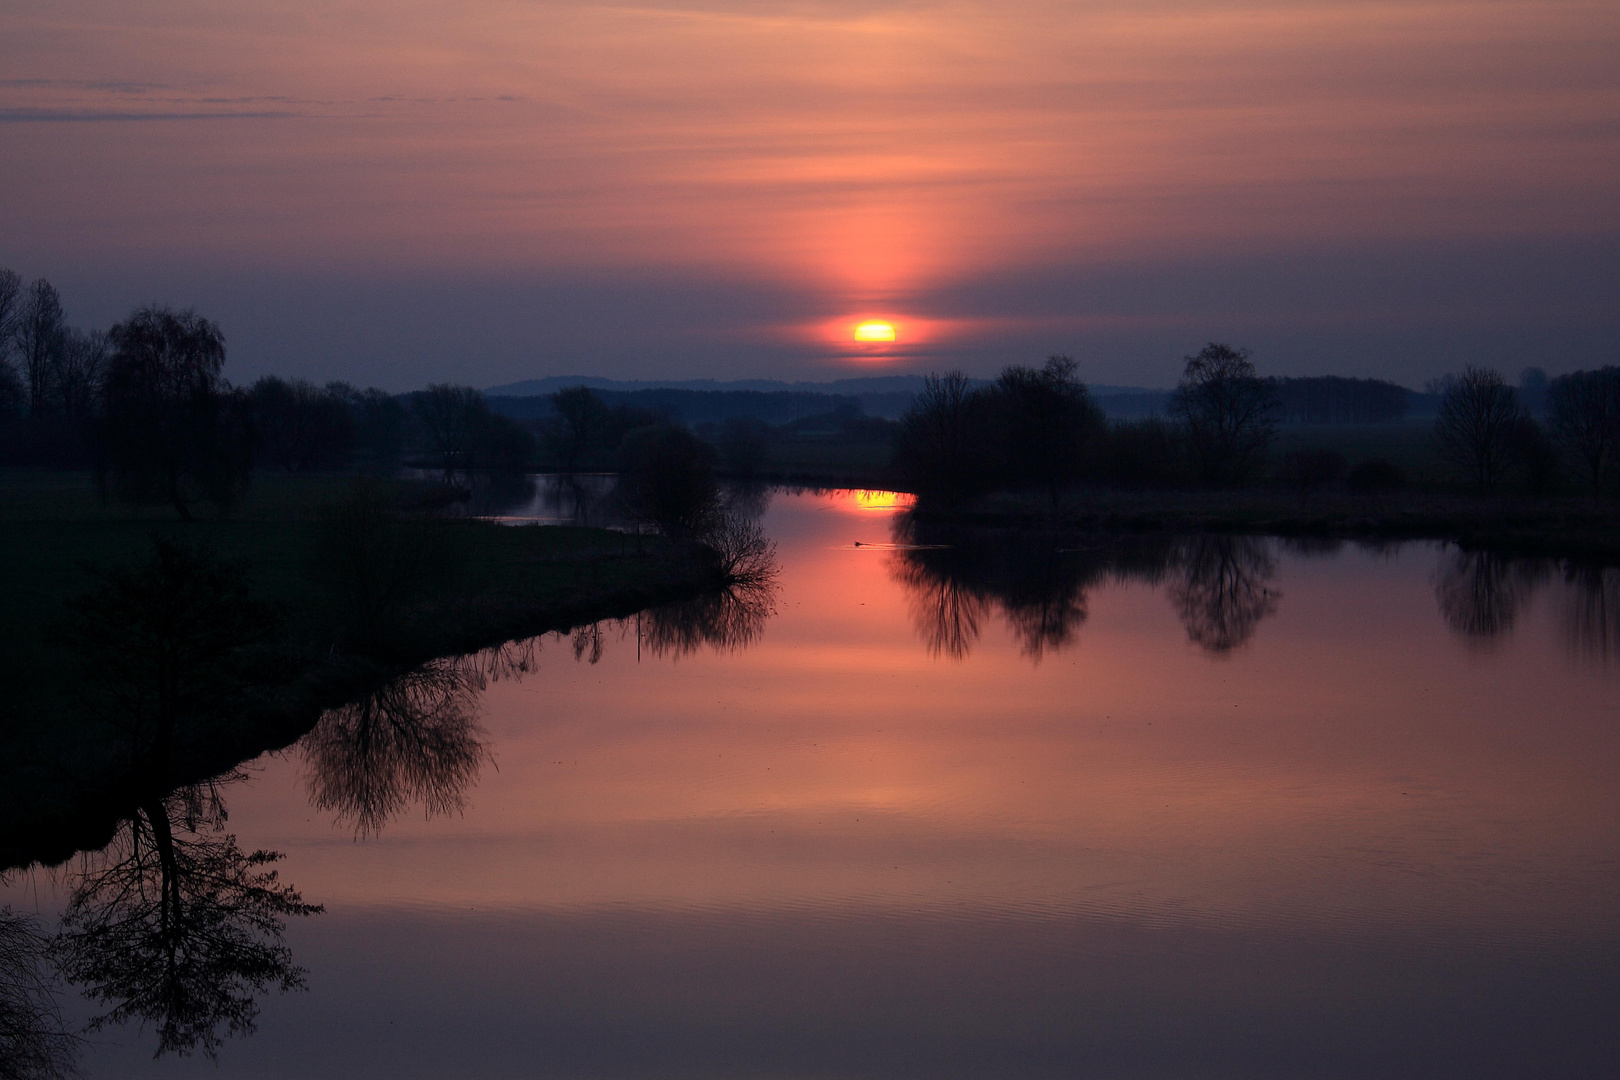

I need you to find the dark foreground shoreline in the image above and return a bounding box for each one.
[1,521,728,872]
[739,463,1620,563]
[926,489,1620,563]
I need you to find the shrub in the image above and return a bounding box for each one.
[616,423,720,536]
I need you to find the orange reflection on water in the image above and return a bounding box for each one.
[202,491,1620,953]
[834,489,916,514]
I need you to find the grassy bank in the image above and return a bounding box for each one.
[0,469,727,869]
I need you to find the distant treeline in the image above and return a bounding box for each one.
[491,387,874,426]
[492,377,1431,427]
[894,345,1620,504]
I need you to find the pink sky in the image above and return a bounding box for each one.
[2,0,1617,386]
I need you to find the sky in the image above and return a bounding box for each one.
[2,0,1617,390]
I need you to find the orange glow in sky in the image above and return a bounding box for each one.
[1,0,1617,381]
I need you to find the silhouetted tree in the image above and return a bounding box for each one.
[0,361,21,421]
[544,385,614,472]
[96,306,253,518]
[409,383,485,474]
[470,408,536,472]
[247,376,355,471]
[1168,535,1279,653]
[1168,343,1278,484]
[53,783,321,1059]
[988,355,1103,503]
[0,906,78,1080]
[893,371,991,505]
[0,270,23,361]
[327,383,406,467]
[301,661,488,837]
[1434,366,1523,493]
[65,538,280,778]
[14,279,64,417]
[1547,366,1620,494]
[54,327,106,420]
[616,423,720,536]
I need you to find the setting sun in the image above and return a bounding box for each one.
[853,321,896,342]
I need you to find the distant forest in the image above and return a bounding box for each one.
[6,266,1609,508]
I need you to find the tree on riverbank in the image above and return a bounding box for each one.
[892,371,990,505]
[95,307,255,518]
[1168,343,1279,485]
[1548,366,1620,494]
[1435,366,1524,494]
[989,356,1104,504]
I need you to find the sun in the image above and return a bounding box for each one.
[853,320,896,342]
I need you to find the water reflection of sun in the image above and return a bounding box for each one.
[836,489,915,513]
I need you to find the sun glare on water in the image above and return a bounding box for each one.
[853,321,896,342]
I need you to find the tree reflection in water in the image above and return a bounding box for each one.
[1168,535,1281,654]
[0,902,77,1080]
[635,577,779,659]
[301,660,490,838]
[53,780,321,1060]
[1432,550,1548,644]
[1561,565,1620,661]
[889,518,1285,661]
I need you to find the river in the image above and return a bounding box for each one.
[4,486,1618,1077]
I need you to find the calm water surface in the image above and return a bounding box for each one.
[6,487,1619,1077]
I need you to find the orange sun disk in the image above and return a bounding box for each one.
[853,321,896,342]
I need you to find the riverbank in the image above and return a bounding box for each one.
[0,469,729,869]
[919,488,1620,563]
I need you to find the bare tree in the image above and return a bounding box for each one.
[1547,366,1620,494]
[410,383,486,475]
[54,327,107,420]
[892,370,992,504]
[14,279,65,416]
[1168,343,1278,484]
[1434,366,1524,493]
[247,376,355,471]
[0,270,22,403]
